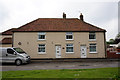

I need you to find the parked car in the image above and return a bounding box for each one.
[0,47,31,66]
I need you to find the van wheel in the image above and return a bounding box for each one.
[15,59,22,66]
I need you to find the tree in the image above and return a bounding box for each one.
[114,32,120,44]
[107,39,115,44]
[115,32,120,39]
[109,39,115,43]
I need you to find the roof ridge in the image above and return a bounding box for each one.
[38,18,78,19]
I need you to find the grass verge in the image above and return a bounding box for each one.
[2,67,120,78]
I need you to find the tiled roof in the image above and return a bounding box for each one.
[0,37,12,44]
[0,28,16,35]
[13,18,106,32]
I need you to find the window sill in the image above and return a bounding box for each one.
[38,52,46,54]
[66,39,74,41]
[66,52,74,54]
[89,52,97,54]
[38,39,46,41]
[89,39,96,41]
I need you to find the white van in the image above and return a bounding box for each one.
[0,47,31,66]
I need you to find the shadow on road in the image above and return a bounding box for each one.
[2,63,29,66]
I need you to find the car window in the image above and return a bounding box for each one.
[7,49,14,54]
[13,48,25,53]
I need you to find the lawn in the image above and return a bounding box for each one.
[1,67,120,78]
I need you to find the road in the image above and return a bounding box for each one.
[1,60,119,71]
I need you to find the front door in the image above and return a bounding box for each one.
[56,45,61,58]
[80,45,87,58]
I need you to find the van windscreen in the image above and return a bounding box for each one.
[13,48,25,53]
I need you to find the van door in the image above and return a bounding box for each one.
[6,48,17,62]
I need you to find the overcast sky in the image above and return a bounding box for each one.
[0,0,119,41]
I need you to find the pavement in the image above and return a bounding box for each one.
[1,59,119,71]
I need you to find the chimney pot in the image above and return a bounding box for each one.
[63,12,66,19]
[80,13,84,21]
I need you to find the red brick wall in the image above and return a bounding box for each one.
[117,48,120,52]
[107,51,120,58]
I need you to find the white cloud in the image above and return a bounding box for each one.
[0,0,119,41]
[102,18,118,41]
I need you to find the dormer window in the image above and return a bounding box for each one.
[38,32,46,40]
[89,32,96,41]
[66,32,73,40]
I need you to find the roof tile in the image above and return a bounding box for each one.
[13,18,106,32]
[0,37,12,44]
[1,28,17,35]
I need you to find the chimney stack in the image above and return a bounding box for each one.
[80,13,84,21]
[63,12,66,19]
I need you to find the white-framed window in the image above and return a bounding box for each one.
[89,32,96,40]
[38,44,46,54]
[38,32,46,40]
[89,43,97,53]
[66,44,74,53]
[66,32,73,40]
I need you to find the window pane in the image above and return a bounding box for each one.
[41,35,45,39]
[90,43,96,46]
[89,44,96,52]
[40,48,45,52]
[69,35,73,39]
[66,35,73,39]
[38,32,45,39]
[38,44,45,52]
[66,47,73,52]
[66,35,69,39]
[66,32,73,40]
[66,44,73,46]
[90,46,96,52]
[39,35,45,39]
[66,44,73,52]
[38,48,45,52]
[89,32,96,39]
[89,35,95,39]
[14,48,25,53]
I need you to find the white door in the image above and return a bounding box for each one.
[56,45,61,58]
[80,45,87,58]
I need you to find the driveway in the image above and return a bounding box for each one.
[1,60,119,71]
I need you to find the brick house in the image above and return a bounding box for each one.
[13,13,106,59]
[0,28,16,47]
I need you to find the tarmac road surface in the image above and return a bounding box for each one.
[1,59,119,71]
